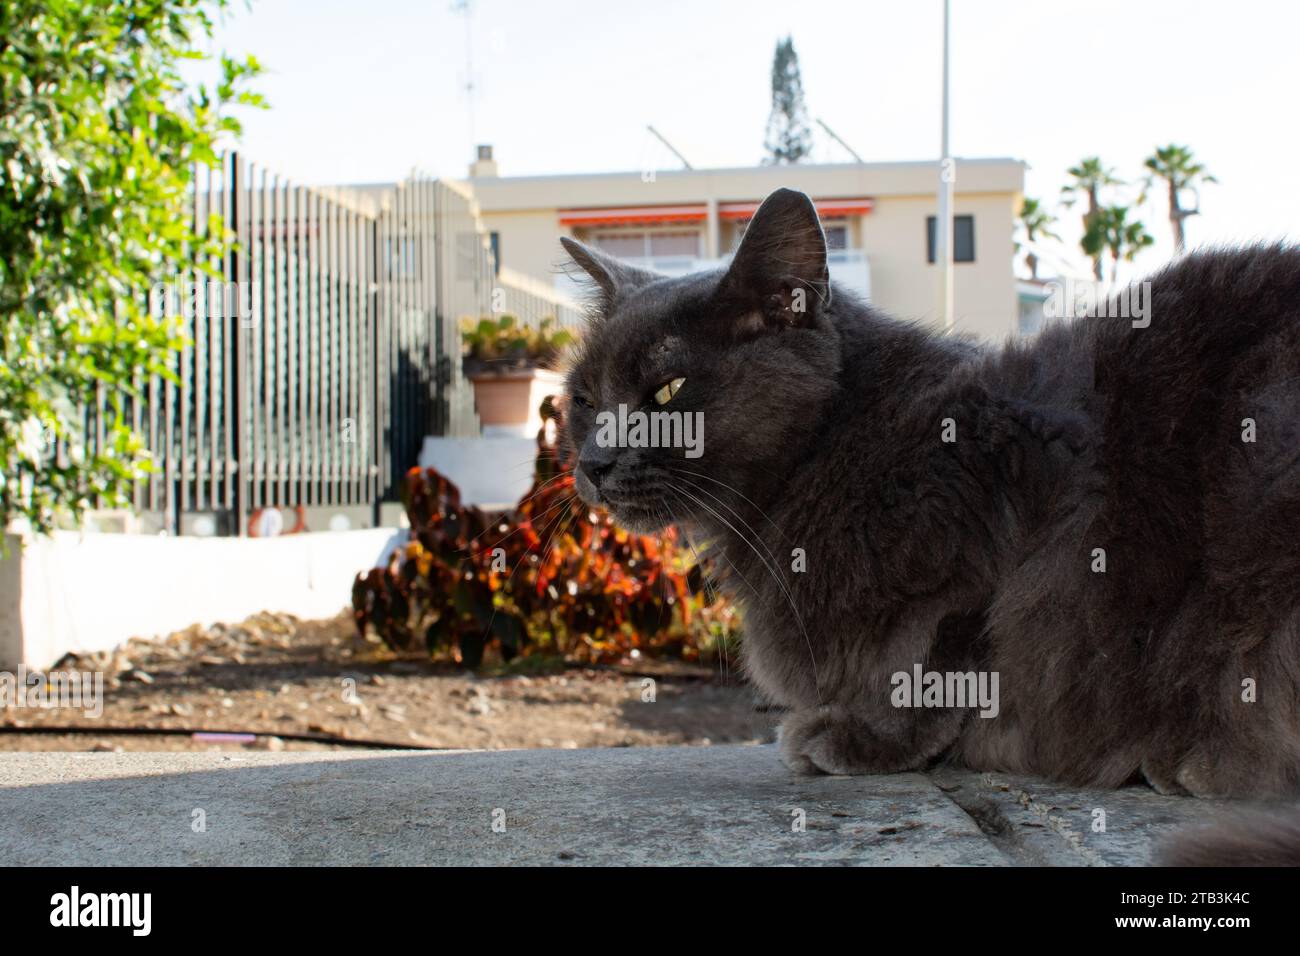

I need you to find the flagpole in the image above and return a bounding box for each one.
[936,0,955,331]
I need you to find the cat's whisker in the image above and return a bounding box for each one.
[463,482,574,554]
[667,481,823,704]
[511,470,571,507]
[661,494,730,682]
[532,499,577,639]
[503,451,562,472]
[478,487,575,648]
[667,471,784,572]
[667,465,792,543]
[665,494,738,681]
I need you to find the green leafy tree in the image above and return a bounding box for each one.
[1082,205,1154,284]
[1061,157,1123,281]
[1016,197,1060,280]
[1141,144,1217,255]
[0,0,263,535]
[762,36,813,165]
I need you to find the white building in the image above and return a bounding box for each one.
[465,146,1027,341]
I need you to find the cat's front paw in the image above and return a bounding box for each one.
[779,706,918,776]
[1142,747,1283,799]
[1140,757,1190,796]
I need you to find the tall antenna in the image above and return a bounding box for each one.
[451,0,476,150]
[815,118,864,163]
[646,125,693,170]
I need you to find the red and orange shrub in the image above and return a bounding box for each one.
[351,425,738,668]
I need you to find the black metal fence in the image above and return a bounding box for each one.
[111,152,490,535]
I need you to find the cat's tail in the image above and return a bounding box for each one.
[1158,809,1300,866]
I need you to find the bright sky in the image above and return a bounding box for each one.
[201,0,1299,275]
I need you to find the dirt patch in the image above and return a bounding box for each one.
[1,611,774,753]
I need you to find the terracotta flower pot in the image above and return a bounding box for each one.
[467,365,565,437]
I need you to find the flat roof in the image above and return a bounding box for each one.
[464,157,1027,213]
[470,156,1026,187]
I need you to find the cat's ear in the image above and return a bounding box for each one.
[719,188,830,331]
[560,237,655,314]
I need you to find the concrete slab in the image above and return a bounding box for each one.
[928,767,1245,867]
[0,744,1255,866]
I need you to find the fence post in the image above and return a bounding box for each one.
[228,153,248,536]
[431,183,447,436]
[369,212,382,526]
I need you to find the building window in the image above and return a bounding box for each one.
[489,231,501,275]
[592,233,646,258]
[731,220,850,252]
[649,231,699,256]
[823,222,849,251]
[926,215,975,263]
[591,230,701,261]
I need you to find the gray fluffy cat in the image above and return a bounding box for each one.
[557,188,1300,846]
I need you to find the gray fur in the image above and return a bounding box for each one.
[559,187,1300,802]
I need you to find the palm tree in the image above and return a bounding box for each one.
[1083,205,1154,284]
[1016,197,1060,280]
[1141,144,1217,255]
[1061,157,1123,280]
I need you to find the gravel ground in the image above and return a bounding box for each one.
[0,611,773,753]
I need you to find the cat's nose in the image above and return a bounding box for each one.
[579,433,619,490]
[579,458,614,488]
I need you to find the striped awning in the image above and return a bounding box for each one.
[719,198,874,219]
[558,197,874,227]
[558,204,707,226]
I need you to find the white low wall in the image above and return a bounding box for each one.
[0,528,406,669]
[419,436,537,510]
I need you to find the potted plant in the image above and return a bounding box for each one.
[461,315,575,436]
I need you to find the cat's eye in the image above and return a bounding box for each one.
[570,393,592,410]
[653,377,685,405]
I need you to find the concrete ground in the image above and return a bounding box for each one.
[0,744,1253,865]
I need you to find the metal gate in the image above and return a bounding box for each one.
[104,153,488,535]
